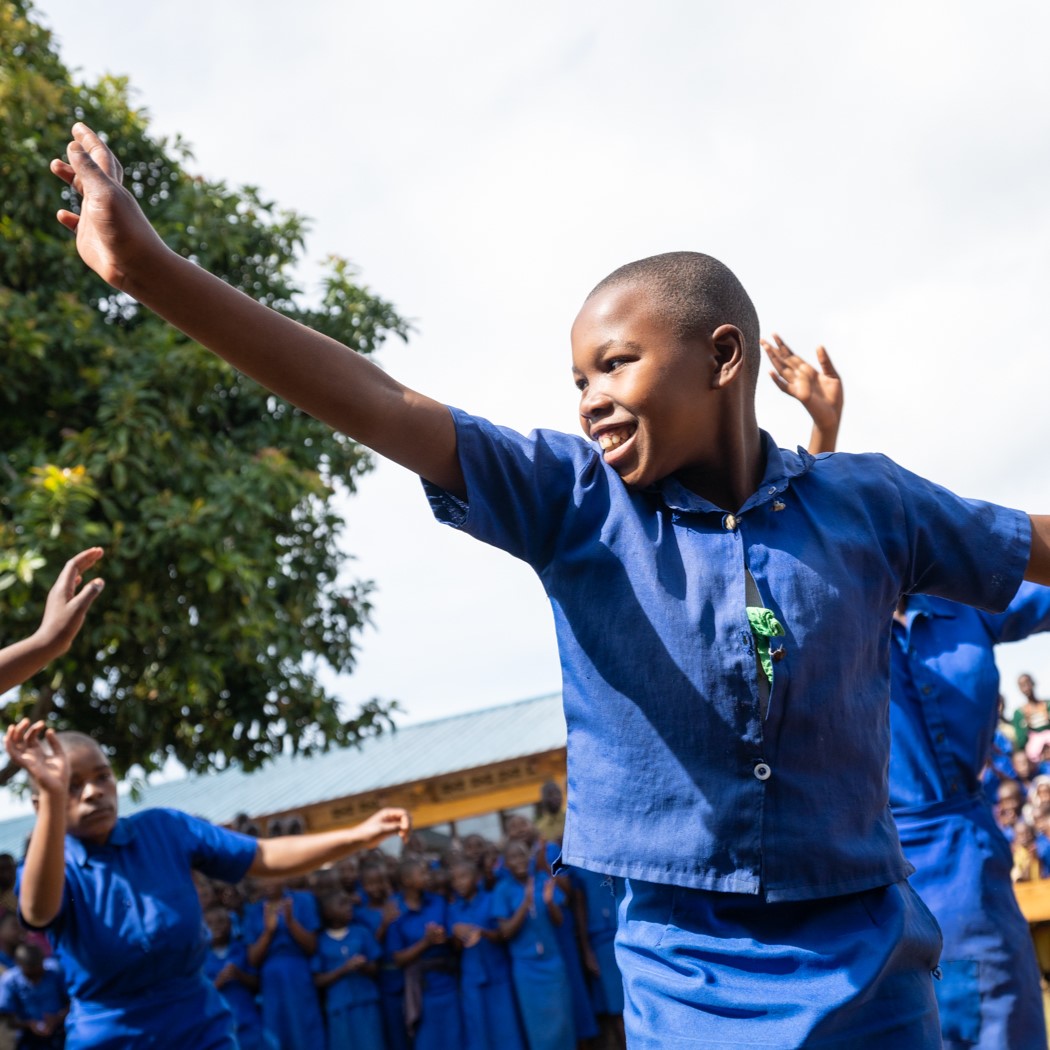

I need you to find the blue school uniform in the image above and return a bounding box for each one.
[489,874,574,1050]
[448,889,526,1050]
[386,894,463,1050]
[569,867,623,1017]
[17,808,257,1050]
[890,583,1050,1050]
[311,926,385,1050]
[242,890,326,1050]
[355,898,410,1050]
[0,959,67,1049]
[424,410,1029,1047]
[203,939,277,1050]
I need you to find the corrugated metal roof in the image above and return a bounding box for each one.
[0,692,566,858]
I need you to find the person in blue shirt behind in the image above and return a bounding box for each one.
[769,336,1050,1050]
[312,888,385,1050]
[355,860,409,1050]
[569,866,625,1050]
[490,842,574,1050]
[5,719,410,1050]
[387,857,463,1050]
[242,877,326,1050]
[46,124,1050,1047]
[203,902,278,1050]
[447,857,526,1050]
[0,945,67,1050]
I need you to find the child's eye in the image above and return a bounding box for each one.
[605,357,630,372]
[574,376,587,392]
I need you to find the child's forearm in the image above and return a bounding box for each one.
[1026,516,1050,586]
[545,899,564,927]
[392,936,433,968]
[118,246,462,492]
[0,633,63,696]
[248,811,408,877]
[246,929,274,970]
[19,791,67,927]
[284,917,317,955]
[806,419,839,456]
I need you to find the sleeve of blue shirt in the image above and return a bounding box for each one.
[423,407,591,568]
[979,581,1050,643]
[0,967,16,1016]
[161,808,259,884]
[872,455,1030,612]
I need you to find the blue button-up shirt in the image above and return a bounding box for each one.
[425,410,1029,901]
[22,808,258,1005]
[890,584,1050,811]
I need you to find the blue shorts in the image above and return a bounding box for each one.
[614,878,942,1049]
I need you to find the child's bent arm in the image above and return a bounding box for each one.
[0,549,104,696]
[5,722,69,927]
[1026,517,1050,585]
[248,808,410,877]
[53,126,465,497]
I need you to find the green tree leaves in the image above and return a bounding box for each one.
[0,0,409,776]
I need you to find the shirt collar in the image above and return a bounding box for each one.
[67,816,133,867]
[655,431,814,516]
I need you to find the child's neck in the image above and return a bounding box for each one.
[676,418,764,511]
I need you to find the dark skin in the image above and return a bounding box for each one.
[205,906,259,994]
[391,863,449,968]
[449,862,503,949]
[248,880,317,966]
[312,892,377,988]
[497,844,561,942]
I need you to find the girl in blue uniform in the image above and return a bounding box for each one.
[387,858,463,1050]
[5,719,410,1050]
[311,889,385,1050]
[447,858,526,1050]
[243,877,326,1049]
[203,903,277,1050]
[356,860,410,1050]
[770,338,1050,1050]
[490,843,573,1050]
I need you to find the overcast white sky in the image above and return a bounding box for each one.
[28,0,1050,734]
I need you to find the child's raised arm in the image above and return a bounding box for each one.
[51,125,464,497]
[4,720,70,927]
[762,334,843,455]
[248,808,411,878]
[0,548,104,696]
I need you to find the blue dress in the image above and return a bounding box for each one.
[311,927,385,1050]
[569,867,623,1016]
[18,808,257,1050]
[448,889,526,1050]
[386,894,463,1050]
[890,585,1050,1050]
[242,890,326,1050]
[355,899,409,1050]
[0,959,67,1049]
[203,939,278,1050]
[489,875,574,1050]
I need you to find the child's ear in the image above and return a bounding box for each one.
[710,324,746,388]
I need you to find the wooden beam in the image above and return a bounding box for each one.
[250,748,567,834]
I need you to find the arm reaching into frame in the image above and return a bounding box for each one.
[762,334,843,454]
[0,549,104,696]
[50,125,464,497]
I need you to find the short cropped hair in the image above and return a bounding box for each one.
[588,251,761,389]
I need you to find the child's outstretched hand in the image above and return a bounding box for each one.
[50,123,167,292]
[36,547,105,659]
[5,720,70,797]
[762,334,843,455]
[355,808,412,850]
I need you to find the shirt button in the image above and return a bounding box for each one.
[935,732,945,744]
[754,762,772,781]
[771,647,785,663]
[768,486,777,495]
[921,685,933,695]
[724,513,738,531]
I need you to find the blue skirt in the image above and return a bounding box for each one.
[614,878,942,1049]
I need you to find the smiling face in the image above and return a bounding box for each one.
[64,740,118,844]
[571,282,742,491]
